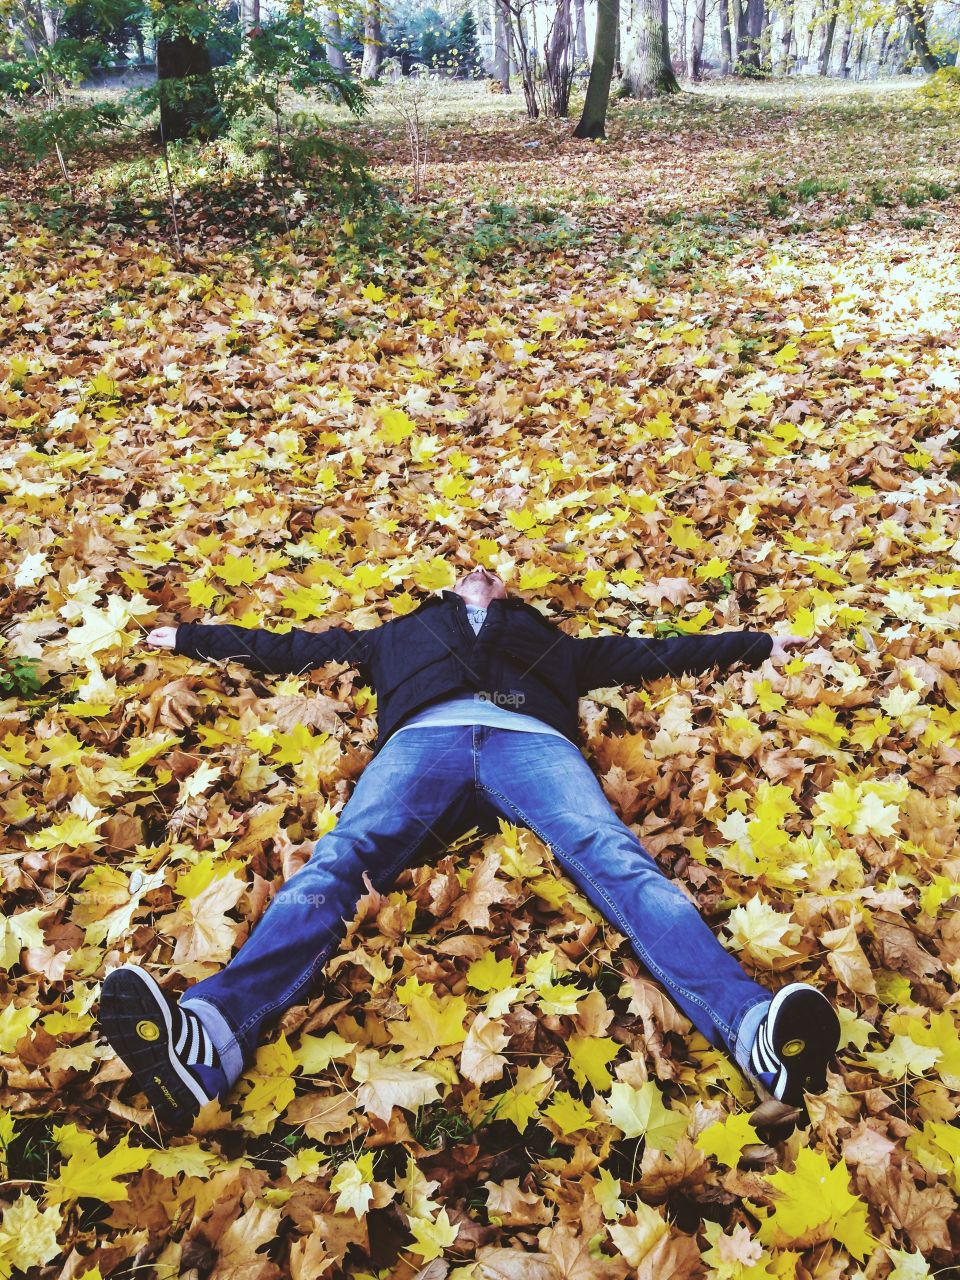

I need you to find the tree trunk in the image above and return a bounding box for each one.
[837,19,852,75]
[476,0,493,75]
[688,0,705,79]
[719,0,732,72]
[493,0,511,88]
[620,0,679,96]
[779,0,794,72]
[855,22,874,77]
[240,0,260,33]
[574,0,588,63]
[801,0,822,68]
[730,0,745,59]
[739,0,763,70]
[321,7,345,69]
[676,0,687,71]
[361,0,383,80]
[818,5,838,74]
[156,0,219,142]
[760,0,773,70]
[875,17,893,71]
[544,0,574,115]
[40,0,58,46]
[574,0,619,135]
[903,0,939,72]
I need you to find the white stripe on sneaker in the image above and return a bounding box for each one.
[175,1018,189,1054]
[752,1022,779,1072]
[752,1037,777,1073]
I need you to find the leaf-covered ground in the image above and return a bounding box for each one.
[1,78,960,1280]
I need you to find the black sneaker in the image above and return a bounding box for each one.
[748,982,841,1109]
[98,964,228,1124]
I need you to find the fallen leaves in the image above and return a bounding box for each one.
[2,73,960,1280]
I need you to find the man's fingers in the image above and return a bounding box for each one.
[144,626,177,649]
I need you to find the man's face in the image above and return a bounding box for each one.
[452,565,507,608]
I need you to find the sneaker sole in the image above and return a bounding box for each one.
[98,965,212,1121]
[762,984,841,1105]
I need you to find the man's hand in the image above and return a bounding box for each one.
[144,626,178,649]
[769,634,809,663]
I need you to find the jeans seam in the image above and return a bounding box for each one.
[477,780,736,1043]
[181,992,239,1040]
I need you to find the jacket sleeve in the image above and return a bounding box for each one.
[173,621,373,677]
[570,628,773,695]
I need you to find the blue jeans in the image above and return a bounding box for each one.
[182,726,772,1089]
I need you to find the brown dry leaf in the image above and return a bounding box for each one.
[168,871,246,965]
[538,1223,629,1280]
[820,917,878,997]
[446,850,507,930]
[209,1203,282,1280]
[635,1231,705,1280]
[476,1249,558,1280]
[860,1163,954,1253]
[872,920,940,979]
[485,1178,553,1227]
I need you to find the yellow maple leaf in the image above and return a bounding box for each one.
[696,1111,759,1168]
[392,990,468,1054]
[723,896,802,966]
[330,1151,375,1215]
[46,1126,150,1204]
[607,1202,668,1266]
[581,568,608,600]
[466,952,515,993]
[593,1167,625,1220]
[147,1143,219,1179]
[295,1030,357,1074]
[568,1035,621,1092]
[604,1081,684,1154]
[351,1048,442,1120]
[0,1194,62,1274]
[543,1090,597,1135]
[408,1207,460,1261]
[410,557,456,592]
[214,554,262,587]
[0,1003,39,1054]
[62,595,151,661]
[379,408,417,444]
[753,1147,874,1261]
[26,810,104,851]
[241,1033,298,1118]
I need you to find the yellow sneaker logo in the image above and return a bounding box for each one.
[782,1038,805,1057]
[153,1076,177,1105]
[136,1020,160,1041]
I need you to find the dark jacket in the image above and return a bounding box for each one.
[173,591,773,754]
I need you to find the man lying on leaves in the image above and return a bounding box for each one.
[99,563,840,1128]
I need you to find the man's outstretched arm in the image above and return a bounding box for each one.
[570,627,795,695]
[144,621,373,677]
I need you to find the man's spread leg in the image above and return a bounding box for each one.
[474,729,834,1098]
[99,726,475,1122]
